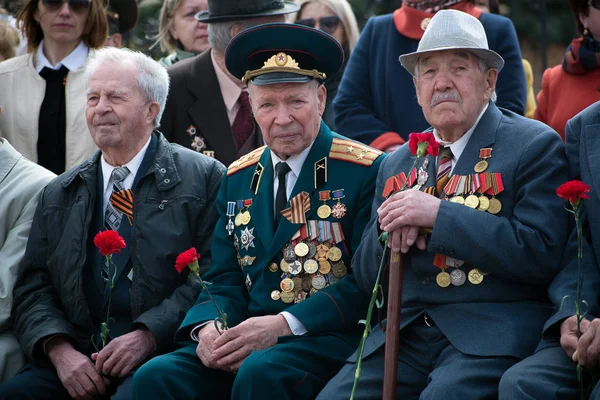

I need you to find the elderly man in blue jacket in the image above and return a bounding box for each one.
[318,10,567,399]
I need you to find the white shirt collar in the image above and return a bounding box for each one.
[270,140,316,179]
[35,40,89,73]
[101,136,152,193]
[433,102,489,161]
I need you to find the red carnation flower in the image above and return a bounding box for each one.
[175,247,200,275]
[93,230,126,257]
[556,180,590,206]
[408,132,440,158]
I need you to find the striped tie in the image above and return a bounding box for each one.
[436,146,453,197]
[104,166,130,231]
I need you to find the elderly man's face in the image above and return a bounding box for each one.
[250,81,326,159]
[414,50,497,138]
[86,62,156,154]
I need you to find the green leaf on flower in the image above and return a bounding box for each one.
[375,284,385,309]
[358,319,366,325]
[558,295,573,312]
[379,231,389,243]
[203,281,213,286]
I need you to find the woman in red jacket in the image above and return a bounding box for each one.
[534,0,600,141]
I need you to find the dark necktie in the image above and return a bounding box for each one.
[275,162,291,226]
[436,146,453,197]
[231,91,253,149]
[38,65,69,174]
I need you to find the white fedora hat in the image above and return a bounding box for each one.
[399,9,504,75]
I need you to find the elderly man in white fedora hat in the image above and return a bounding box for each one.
[317,9,568,399]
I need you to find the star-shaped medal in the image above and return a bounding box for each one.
[240,227,255,251]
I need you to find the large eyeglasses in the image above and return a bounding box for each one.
[41,0,91,14]
[296,16,341,35]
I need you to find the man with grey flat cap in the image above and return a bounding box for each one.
[160,0,299,166]
[105,0,138,48]
[132,22,385,400]
[317,9,569,399]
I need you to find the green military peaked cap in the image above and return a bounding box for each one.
[225,23,345,86]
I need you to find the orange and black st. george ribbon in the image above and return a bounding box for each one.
[111,189,134,225]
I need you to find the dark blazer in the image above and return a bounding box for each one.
[540,102,600,344]
[354,103,568,360]
[160,49,263,167]
[333,9,527,145]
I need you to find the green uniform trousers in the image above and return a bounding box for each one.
[132,332,359,399]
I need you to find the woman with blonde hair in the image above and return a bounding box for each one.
[288,0,359,128]
[0,0,107,174]
[156,0,209,66]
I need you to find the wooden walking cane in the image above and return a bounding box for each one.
[382,237,403,400]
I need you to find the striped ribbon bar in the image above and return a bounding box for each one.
[281,191,311,224]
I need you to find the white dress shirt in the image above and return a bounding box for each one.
[35,40,88,73]
[433,103,489,171]
[100,137,152,216]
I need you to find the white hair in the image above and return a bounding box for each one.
[208,19,267,53]
[85,47,170,128]
[414,51,497,102]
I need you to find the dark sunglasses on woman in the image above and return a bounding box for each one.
[296,16,341,35]
[41,0,91,14]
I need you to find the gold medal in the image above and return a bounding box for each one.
[317,204,331,219]
[327,247,342,262]
[241,211,251,225]
[268,262,279,273]
[303,259,319,274]
[450,196,465,205]
[487,198,502,214]
[474,160,488,173]
[280,278,294,292]
[270,290,281,301]
[436,271,451,287]
[234,213,243,226]
[292,277,303,292]
[468,268,484,285]
[280,259,289,273]
[477,196,490,212]
[332,261,347,278]
[294,242,309,257]
[318,260,331,274]
[280,291,295,303]
[464,195,479,209]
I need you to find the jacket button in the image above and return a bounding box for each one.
[108,317,116,325]
[160,168,166,173]
[437,247,444,253]
[164,178,170,184]
[421,277,430,286]
[448,249,455,256]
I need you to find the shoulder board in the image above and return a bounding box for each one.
[227,146,267,176]
[329,138,383,167]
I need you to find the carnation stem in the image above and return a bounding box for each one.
[197,277,229,332]
[574,204,584,400]
[350,236,389,400]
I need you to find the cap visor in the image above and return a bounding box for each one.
[250,72,313,86]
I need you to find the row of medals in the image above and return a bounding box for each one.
[436,266,488,288]
[269,241,347,304]
[436,158,494,287]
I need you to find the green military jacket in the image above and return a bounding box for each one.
[176,123,385,340]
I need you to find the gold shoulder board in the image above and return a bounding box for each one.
[329,138,382,167]
[227,146,267,176]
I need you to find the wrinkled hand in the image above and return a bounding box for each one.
[378,190,439,253]
[195,322,223,370]
[576,318,600,367]
[560,316,591,362]
[210,315,292,372]
[47,337,107,400]
[92,329,157,378]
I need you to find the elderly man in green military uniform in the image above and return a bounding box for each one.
[132,23,385,399]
